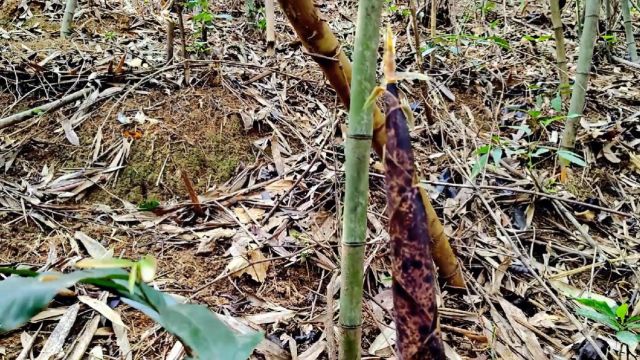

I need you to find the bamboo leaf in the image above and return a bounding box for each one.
[575,308,621,331]
[0,269,262,359]
[616,303,629,321]
[557,149,587,167]
[576,298,616,318]
[616,331,639,350]
[471,153,489,180]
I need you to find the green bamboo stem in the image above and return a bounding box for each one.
[338,0,383,358]
[560,0,600,153]
[550,0,570,102]
[620,0,638,62]
[60,0,78,38]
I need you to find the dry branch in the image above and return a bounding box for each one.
[0,88,93,130]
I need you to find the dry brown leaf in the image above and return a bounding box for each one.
[229,248,270,282]
[264,178,295,194]
[629,153,640,173]
[78,295,127,328]
[233,207,265,224]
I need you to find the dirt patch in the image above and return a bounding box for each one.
[84,87,261,206]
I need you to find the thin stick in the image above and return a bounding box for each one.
[180,170,203,216]
[0,87,93,130]
[418,180,631,217]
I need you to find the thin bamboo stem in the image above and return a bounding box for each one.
[60,0,78,38]
[265,0,276,56]
[550,0,570,102]
[338,0,383,357]
[620,0,638,62]
[560,0,601,152]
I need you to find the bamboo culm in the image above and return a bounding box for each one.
[338,0,383,358]
[276,0,465,289]
[550,0,570,102]
[560,0,600,152]
[620,0,638,62]
[60,0,78,38]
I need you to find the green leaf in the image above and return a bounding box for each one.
[576,308,621,331]
[527,109,542,119]
[477,145,491,155]
[0,269,122,333]
[530,147,550,158]
[128,284,262,360]
[627,315,640,323]
[539,115,565,127]
[491,147,503,165]
[626,322,640,329]
[551,93,562,112]
[0,269,262,359]
[471,153,489,180]
[488,36,510,49]
[194,11,214,23]
[557,149,587,167]
[138,199,160,211]
[616,303,629,321]
[576,298,617,318]
[616,331,639,349]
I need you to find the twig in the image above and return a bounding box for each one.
[0,87,93,130]
[166,19,175,64]
[180,170,203,216]
[613,56,640,70]
[419,180,632,217]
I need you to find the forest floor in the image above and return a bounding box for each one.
[1,0,639,359]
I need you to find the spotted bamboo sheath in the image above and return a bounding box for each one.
[384,83,445,360]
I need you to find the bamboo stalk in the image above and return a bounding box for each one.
[60,0,78,38]
[430,0,437,68]
[620,0,638,62]
[166,19,175,64]
[560,0,600,153]
[409,0,422,68]
[277,0,465,289]
[338,0,384,357]
[550,0,570,102]
[265,0,276,56]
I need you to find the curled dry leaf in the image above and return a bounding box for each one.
[233,207,265,224]
[228,247,270,283]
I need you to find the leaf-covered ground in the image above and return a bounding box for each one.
[0,0,639,359]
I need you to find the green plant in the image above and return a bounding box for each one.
[384,0,410,16]
[139,198,160,211]
[256,17,267,31]
[601,34,619,45]
[187,41,209,55]
[575,297,640,351]
[522,34,552,42]
[0,260,262,359]
[103,31,117,41]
